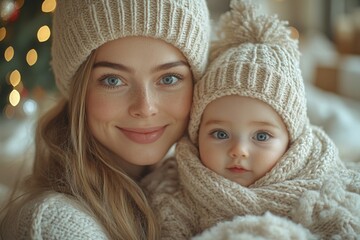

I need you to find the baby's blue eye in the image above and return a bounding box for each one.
[211,130,229,140]
[160,75,180,85]
[255,132,270,141]
[102,76,124,87]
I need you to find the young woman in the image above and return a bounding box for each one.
[0,0,210,239]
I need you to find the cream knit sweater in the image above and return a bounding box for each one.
[1,192,109,239]
[147,126,360,239]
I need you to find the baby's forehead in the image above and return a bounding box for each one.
[201,95,283,122]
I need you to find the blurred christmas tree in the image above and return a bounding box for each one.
[0,0,57,119]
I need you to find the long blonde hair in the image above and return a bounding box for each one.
[1,52,159,240]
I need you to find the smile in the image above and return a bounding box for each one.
[119,126,166,144]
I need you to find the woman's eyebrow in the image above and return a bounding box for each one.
[92,60,189,73]
[93,61,133,73]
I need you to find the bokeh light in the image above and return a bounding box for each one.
[26,49,38,66]
[17,0,25,9]
[289,26,300,39]
[37,25,51,42]
[4,46,14,62]
[23,99,38,116]
[4,105,15,119]
[0,27,6,41]
[42,0,56,13]
[14,81,24,93]
[9,89,21,107]
[9,70,21,87]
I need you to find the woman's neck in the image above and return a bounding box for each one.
[103,148,150,181]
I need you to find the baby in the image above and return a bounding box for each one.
[196,94,289,187]
[146,0,360,239]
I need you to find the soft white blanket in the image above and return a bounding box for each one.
[306,84,360,165]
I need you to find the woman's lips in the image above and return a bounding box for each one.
[119,126,166,144]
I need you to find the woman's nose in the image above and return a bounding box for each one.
[228,140,248,159]
[129,87,158,118]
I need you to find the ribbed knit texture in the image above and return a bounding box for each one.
[1,193,109,239]
[149,127,360,239]
[188,0,307,144]
[144,2,360,239]
[51,0,210,98]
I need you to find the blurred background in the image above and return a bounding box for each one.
[0,0,360,202]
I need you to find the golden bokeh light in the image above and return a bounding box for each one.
[26,49,38,66]
[42,0,56,13]
[0,27,6,41]
[37,25,51,42]
[17,0,25,9]
[32,86,46,101]
[4,105,15,119]
[4,46,14,62]
[289,26,300,39]
[9,89,21,107]
[9,70,21,87]
[14,81,24,93]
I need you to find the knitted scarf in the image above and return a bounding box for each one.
[173,125,360,239]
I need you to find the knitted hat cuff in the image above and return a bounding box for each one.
[189,62,308,143]
[52,0,210,98]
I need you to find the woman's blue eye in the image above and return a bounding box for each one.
[255,132,270,141]
[160,75,180,85]
[211,130,229,140]
[102,76,124,87]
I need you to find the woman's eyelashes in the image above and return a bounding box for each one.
[97,73,184,89]
[99,74,125,89]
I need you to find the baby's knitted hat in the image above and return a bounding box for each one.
[51,0,210,98]
[189,0,308,144]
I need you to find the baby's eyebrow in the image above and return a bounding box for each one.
[251,121,280,129]
[203,119,227,126]
[152,61,189,72]
[203,119,281,129]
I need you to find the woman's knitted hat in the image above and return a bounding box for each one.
[189,0,308,144]
[51,0,210,98]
